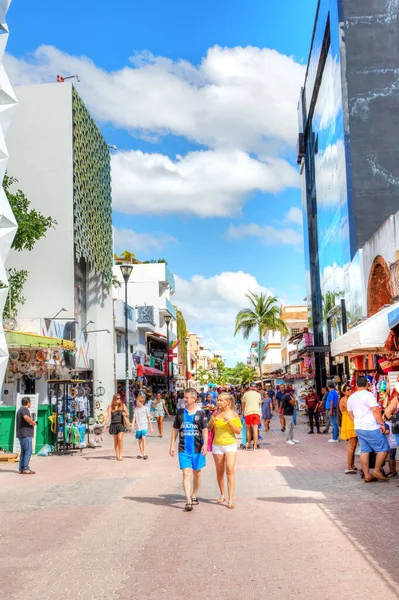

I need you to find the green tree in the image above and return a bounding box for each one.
[2,174,57,318]
[175,307,188,374]
[230,361,257,385]
[234,292,288,387]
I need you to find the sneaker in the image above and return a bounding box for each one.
[328,439,339,443]
[286,440,295,445]
[292,439,300,444]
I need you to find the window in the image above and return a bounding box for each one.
[116,335,125,353]
[291,328,301,336]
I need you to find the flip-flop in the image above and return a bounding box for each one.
[191,497,199,505]
[364,476,378,483]
[137,455,143,459]
[143,455,148,460]
[228,501,236,509]
[217,496,226,504]
[184,502,193,512]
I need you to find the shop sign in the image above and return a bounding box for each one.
[152,349,166,359]
[168,352,177,359]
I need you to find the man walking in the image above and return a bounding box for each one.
[282,390,299,445]
[320,386,330,434]
[306,387,321,434]
[242,384,262,451]
[16,397,37,474]
[170,388,208,511]
[275,384,286,432]
[326,382,339,442]
[347,376,389,482]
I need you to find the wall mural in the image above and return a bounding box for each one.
[72,88,113,285]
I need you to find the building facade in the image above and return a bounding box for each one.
[6,83,114,410]
[0,0,18,389]
[112,262,177,386]
[280,306,308,376]
[299,1,399,390]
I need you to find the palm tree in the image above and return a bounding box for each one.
[234,292,289,387]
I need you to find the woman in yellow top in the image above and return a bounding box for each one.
[209,392,242,509]
[339,384,358,474]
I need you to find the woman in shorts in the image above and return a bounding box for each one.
[152,392,171,438]
[209,392,242,509]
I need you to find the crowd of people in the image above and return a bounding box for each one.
[15,375,399,502]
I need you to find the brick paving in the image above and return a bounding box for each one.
[2,417,399,600]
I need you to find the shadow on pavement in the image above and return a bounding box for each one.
[263,442,399,592]
[124,494,218,509]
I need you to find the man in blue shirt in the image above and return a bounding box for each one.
[326,382,339,442]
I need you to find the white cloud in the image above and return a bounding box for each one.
[5,45,305,152]
[113,227,177,255]
[285,206,303,227]
[174,270,273,365]
[226,223,303,248]
[111,149,299,216]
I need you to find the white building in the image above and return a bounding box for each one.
[5,83,114,411]
[280,306,308,375]
[0,0,18,390]
[262,331,282,375]
[113,262,177,384]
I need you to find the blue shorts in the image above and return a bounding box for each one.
[178,451,206,471]
[355,428,390,454]
[135,429,147,439]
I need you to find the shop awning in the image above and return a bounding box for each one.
[330,303,399,357]
[388,305,399,329]
[5,330,75,351]
[144,366,165,377]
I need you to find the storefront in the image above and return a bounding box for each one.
[0,331,79,453]
[330,302,399,404]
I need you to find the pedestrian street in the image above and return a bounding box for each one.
[2,419,399,600]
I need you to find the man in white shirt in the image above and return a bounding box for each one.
[347,376,389,482]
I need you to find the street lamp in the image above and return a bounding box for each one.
[120,264,134,418]
[164,314,172,394]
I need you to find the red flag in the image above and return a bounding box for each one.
[57,75,65,83]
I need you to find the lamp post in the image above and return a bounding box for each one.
[164,314,172,395]
[120,264,134,419]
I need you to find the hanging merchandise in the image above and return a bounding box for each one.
[36,349,47,362]
[95,401,100,409]
[19,350,30,363]
[98,413,105,424]
[10,351,19,361]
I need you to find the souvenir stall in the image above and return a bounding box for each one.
[330,302,399,410]
[0,332,75,452]
[47,379,94,453]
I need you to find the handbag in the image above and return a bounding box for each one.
[391,410,399,435]
[207,410,219,451]
[122,410,130,429]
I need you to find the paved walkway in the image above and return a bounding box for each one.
[2,418,399,600]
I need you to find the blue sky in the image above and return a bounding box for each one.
[6,0,319,364]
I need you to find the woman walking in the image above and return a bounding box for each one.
[261,390,273,432]
[339,384,358,474]
[104,394,129,461]
[210,392,242,509]
[152,392,171,438]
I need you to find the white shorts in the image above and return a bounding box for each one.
[212,443,238,455]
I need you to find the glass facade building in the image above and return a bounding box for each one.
[299,0,399,389]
